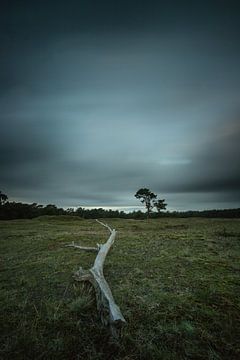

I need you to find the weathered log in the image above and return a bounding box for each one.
[66,219,126,338]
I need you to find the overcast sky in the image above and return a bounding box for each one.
[1,0,240,211]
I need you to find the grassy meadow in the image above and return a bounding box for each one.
[0,216,240,359]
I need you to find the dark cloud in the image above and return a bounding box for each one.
[179,116,240,194]
[1,1,240,36]
[0,1,240,209]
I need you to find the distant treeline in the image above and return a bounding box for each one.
[0,201,239,220]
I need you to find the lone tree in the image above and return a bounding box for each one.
[0,191,8,206]
[135,188,157,219]
[154,199,167,214]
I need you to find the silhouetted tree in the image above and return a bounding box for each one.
[135,188,157,219]
[75,206,85,218]
[154,199,167,215]
[43,204,59,216]
[66,208,75,216]
[0,191,8,205]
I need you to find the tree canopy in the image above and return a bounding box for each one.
[135,188,167,218]
[0,191,8,206]
[154,199,167,213]
[134,188,157,219]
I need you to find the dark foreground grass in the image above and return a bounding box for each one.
[0,216,240,359]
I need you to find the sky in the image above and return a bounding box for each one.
[1,0,240,211]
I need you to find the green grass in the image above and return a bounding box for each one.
[0,216,240,359]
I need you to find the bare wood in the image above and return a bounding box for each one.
[67,220,126,338]
[95,219,113,233]
[65,241,98,252]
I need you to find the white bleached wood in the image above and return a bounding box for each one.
[95,219,113,233]
[65,242,98,252]
[66,219,126,338]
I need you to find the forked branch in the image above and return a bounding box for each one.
[66,219,126,338]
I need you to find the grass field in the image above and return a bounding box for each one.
[0,216,240,359]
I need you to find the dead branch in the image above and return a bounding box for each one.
[65,241,98,252]
[66,219,126,338]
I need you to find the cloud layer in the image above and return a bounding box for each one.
[1,1,240,210]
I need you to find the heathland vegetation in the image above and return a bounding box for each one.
[0,216,240,359]
[1,189,240,358]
